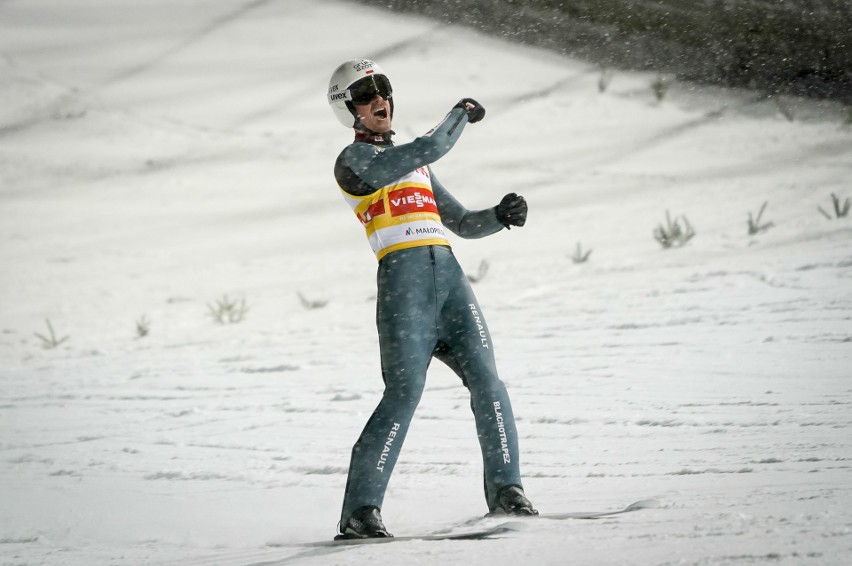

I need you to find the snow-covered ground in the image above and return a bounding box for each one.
[2,1,851,564]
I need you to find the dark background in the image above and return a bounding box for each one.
[350,0,852,103]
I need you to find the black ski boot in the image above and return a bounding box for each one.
[489,485,539,516]
[335,506,393,540]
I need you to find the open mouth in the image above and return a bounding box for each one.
[373,108,388,119]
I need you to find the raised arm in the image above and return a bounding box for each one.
[336,101,485,196]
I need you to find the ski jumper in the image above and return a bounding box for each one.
[335,107,524,525]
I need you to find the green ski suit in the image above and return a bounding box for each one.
[334,106,524,525]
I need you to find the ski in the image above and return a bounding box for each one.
[444,498,660,530]
[301,521,525,547]
[275,500,657,552]
[537,498,660,520]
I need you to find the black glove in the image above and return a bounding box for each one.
[454,98,486,124]
[496,193,528,229]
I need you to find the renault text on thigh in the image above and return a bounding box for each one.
[469,303,489,348]
[376,423,401,472]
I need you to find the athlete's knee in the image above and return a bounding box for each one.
[383,385,425,410]
[379,377,426,410]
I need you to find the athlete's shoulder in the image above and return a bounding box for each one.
[340,140,385,161]
[335,142,381,196]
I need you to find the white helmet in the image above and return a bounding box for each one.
[327,58,393,128]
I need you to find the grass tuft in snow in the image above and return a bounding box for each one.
[598,68,612,93]
[466,259,490,283]
[298,292,328,310]
[817,193,851,220]
[773,96,796,122]
[747,201,775,235]
[651,74,669,102]
[653,211,695,249]
[207,295,248,324]
[135,316,150,338]
[34,319,69,349]
[571,242,593,264]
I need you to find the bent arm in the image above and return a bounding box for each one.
[432,171,503,239]
[335,107,470,196]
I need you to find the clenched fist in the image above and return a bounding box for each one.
[496,193,528,229]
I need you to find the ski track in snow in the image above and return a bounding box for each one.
[1,0,852,564]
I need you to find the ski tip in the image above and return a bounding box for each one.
[623,499,661,512]
[493,521,529,534]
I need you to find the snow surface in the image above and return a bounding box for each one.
[1,1,851,564]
